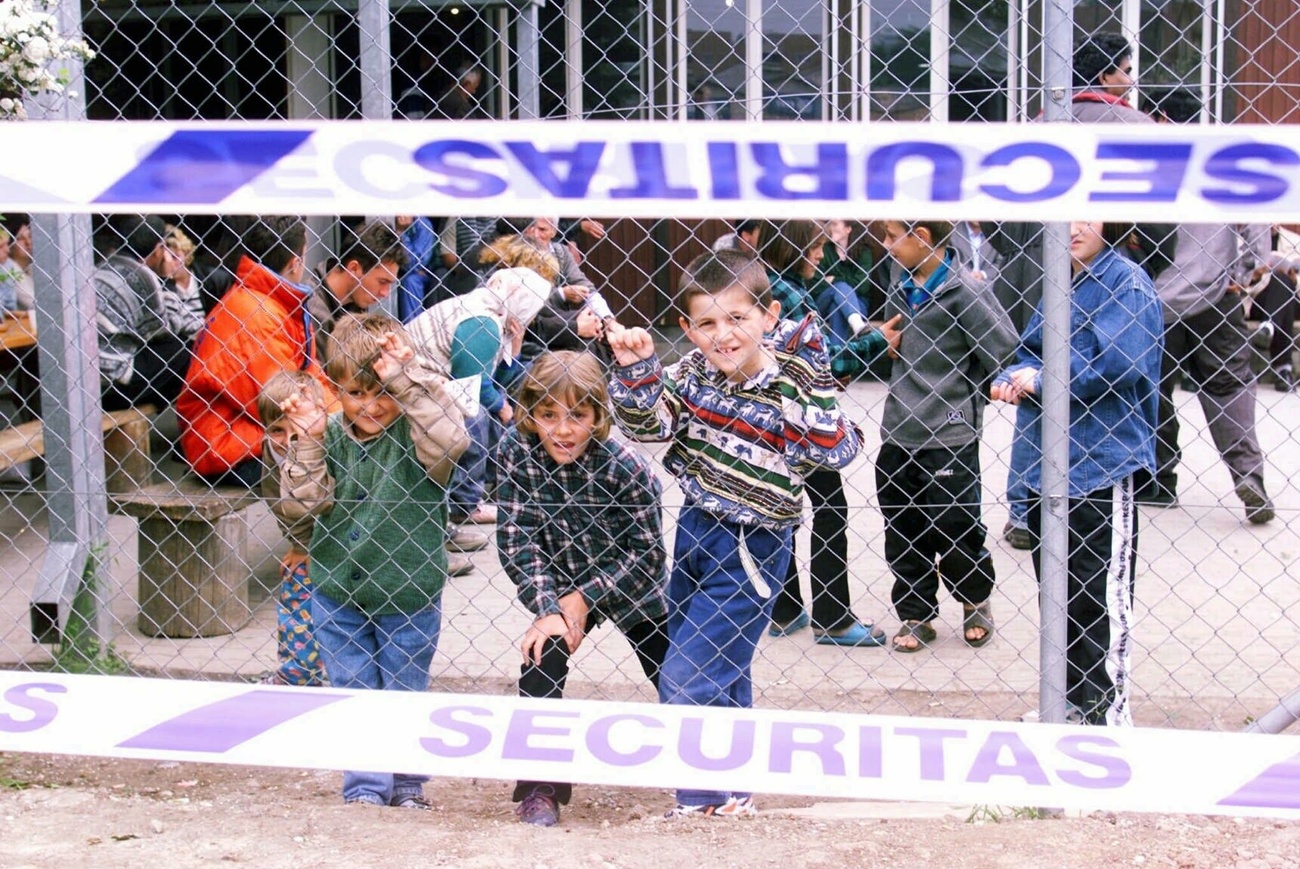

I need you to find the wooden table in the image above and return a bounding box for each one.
[0,312,36,352]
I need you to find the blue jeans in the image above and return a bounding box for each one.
[660,506,792,808]
[313,590,442,804]
[814,279,869,347]
[1006,428,1032,528]
[449,408,497,521]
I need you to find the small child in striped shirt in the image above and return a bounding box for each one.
[607,249,863,819]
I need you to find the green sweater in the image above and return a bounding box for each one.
[306,413,450,614]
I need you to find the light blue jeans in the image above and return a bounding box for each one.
[313,590,442,804]
[660,506,792,808]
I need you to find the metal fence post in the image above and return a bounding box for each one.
[1037,0,1073,726]
[24,0,107,646]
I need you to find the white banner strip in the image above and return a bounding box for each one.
[1,120,1299,221]
[1,672,1297,818]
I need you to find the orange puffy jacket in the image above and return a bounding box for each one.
[177,256,335,476]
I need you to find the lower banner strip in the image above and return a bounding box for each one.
[1,672,1296,818]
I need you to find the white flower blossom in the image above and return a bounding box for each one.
[0,0,93,118]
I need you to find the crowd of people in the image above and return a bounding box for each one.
[2,29,1296,824]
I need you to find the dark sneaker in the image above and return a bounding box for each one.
[1002,521,1032,551]
[1235,476,1275,525]
[1274,365,1294,393]
[516,786,559,827]
[391,793,431,810]
[1136,482,1177,508]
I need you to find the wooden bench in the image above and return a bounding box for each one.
[111,478,260,639]
[0,405,156,493]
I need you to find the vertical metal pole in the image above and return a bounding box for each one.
[929,0,950,122]
[25,0,107,646]
[355,0,397,316]
[516,2,541,119]
[566,0,584,119]
[744,0,762,121]
[1038,0,1074,727]
[356,0,392,120]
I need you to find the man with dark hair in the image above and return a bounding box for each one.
[1073,33,1136,90]
[177,215,336,487]
[94,214,204,411]
[1071,33,1150,124]
[308,219,408,358]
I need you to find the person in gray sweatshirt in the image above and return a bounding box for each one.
[876,220,1018,653]
[1145,87,1275,525]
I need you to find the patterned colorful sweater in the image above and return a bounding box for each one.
[609,327,862,528]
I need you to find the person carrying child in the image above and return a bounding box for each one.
[878,220,1018,653]
[607,249,862,818]
[257,370,331,687]
[495,350,669,827]
[273,312,469,808]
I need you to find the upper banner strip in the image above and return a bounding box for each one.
[2,672,1299,819]
[1,120,1298,221]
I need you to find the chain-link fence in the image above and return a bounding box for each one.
[2,0,1299,746]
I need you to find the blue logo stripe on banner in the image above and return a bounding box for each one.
[1217,751,1300,810]
[93,130,313,205]
[117,690,348,753]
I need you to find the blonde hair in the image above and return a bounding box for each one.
[325,312,409,389]
[164,224,196,267]
[515,351,611,441]
[477,235,561,282]
[258,369,326,426]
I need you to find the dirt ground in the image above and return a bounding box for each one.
[1,753,1298,869]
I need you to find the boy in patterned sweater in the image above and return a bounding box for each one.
[607,249,862,818]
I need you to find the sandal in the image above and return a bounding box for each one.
[892,620,936,653]
[962,601,995,648]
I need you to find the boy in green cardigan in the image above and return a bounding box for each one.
[273,312,469,809]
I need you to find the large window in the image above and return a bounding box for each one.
[686,0,749,119]
[763,0,826,119]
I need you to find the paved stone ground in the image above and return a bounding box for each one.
[1,367,1297,732]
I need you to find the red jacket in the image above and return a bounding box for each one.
[177,256,335,476]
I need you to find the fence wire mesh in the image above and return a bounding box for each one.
[1,0,1299,739]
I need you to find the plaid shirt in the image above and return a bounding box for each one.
[495,429,668,631]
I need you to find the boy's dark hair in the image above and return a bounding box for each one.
[1074,33,1132,89]
[1144,86,1201,124]
[514,350,612,442]
[258,369,327,427]
[757,219,826,275]
[113,215,168,260]
[735,219,760,235]
[325,312,409,389]
[337,219,408,272]
[236,215,308,274]
[678,249,771,318]
[901,220,953,249]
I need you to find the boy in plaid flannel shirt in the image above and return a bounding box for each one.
[495,350,669,827]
